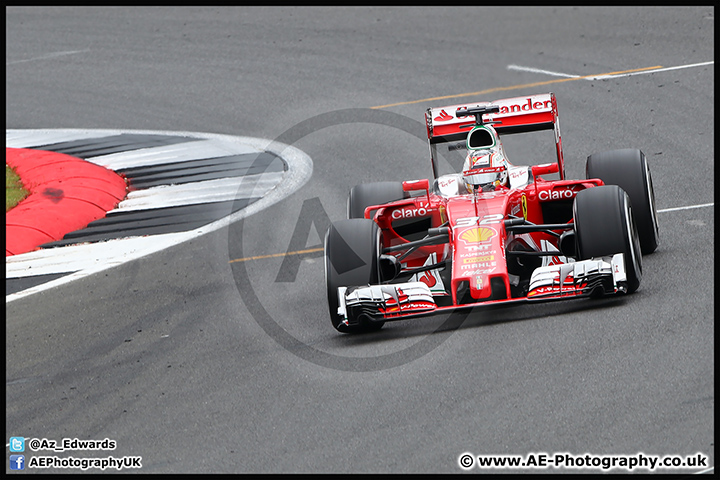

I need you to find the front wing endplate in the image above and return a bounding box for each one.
[527,254,627,299]
[338,282,436,327]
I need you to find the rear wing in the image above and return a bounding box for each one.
[425,92,565,179]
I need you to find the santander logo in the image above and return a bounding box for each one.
[497,98,552,115]
[433,96,552,125]
[434,109,453,122]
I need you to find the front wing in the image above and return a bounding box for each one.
[335,254,628,328]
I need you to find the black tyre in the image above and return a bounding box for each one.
[324,219,385,333]
[586,148,659,254]
[348,182,405,219]
[573,185,642,293]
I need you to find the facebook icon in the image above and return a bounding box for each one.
[10,454,25,470]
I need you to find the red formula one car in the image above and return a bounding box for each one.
[324,92,659,333]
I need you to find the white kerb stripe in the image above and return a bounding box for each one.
[113,172,285,212]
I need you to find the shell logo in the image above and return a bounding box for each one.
[460,227,496,244]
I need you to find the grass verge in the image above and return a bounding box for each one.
[6,164,29,212]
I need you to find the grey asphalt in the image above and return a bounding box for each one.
[6,7,714,473]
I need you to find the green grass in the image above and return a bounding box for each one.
[6,164,30,212]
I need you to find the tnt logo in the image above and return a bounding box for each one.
[9,454,25,470]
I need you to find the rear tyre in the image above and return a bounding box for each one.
[586,148,659,254]
[573,185,642,293]
[324,219,385,333]
[348,182,405,219]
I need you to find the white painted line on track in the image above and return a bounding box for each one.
[6,129,313,303]
[6,49,91,66]
[507,64,580,78]
[658,203,714,213]
[588,61,714,80]
[6,129,114,146]
[6,233,193,278]
[87,138,263,170]
[506,61,714,81]
[114,173,286,212]
[374,60,714,109]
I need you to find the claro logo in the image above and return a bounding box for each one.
[392,203,428,219]
[539,189,576,201]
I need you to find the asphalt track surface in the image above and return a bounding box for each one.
[6,7,714,474]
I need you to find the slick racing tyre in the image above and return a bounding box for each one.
[348,181,405,219]
[324,218,385,333]
[573,185,642,294]
[586,148,659,254]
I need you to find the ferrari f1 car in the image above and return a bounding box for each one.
[324,92,659,333]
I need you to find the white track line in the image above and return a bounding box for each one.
[507,64,580,78]
[658,203,714,213]
[589,61,714,80]
[87,138,262,170]
[114,172,285,212]
[6,49,90,66]
[507,61,714,81]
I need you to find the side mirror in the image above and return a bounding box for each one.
[531,162,559,178]
[402,179,429,193]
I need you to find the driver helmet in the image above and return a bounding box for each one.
[462,125,508,191]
